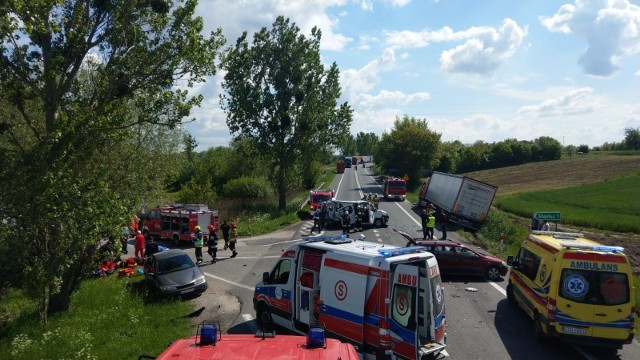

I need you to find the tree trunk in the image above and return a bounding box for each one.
[278,163,287,210]
[39,283,50,327]
[48,260,83,315]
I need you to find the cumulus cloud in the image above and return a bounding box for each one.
[197,0,352,52]
[383,19,526,75]
[518,87,598,117]
[540,0,640,77]
[439,19,527,75]
[356,90,430,109]
[341,47,397,95]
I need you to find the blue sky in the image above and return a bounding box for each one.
[186,0,640,150]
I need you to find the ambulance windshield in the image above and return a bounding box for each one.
[559,269,630,306]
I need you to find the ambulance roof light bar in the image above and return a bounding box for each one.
[305,234,349,243]
[560,242,625,253]
[378,246,427,258]
[532,230,584,239]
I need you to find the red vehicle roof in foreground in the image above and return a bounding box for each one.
[154,333,360,360]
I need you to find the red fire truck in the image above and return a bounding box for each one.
[142,204,219,246]
[383,177,407,201]
[308,188,335,211]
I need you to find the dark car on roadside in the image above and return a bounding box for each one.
[412,240,508,281]
[144,249,207,297]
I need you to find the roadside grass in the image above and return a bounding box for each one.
[493,173,640,233]
[0,274,194,360]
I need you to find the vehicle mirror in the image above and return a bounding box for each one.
[262,271,271,284]
[506,255,515,266]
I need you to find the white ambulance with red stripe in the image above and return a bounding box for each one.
[253,234,447,360]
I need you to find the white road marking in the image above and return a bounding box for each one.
[203,272,255,291]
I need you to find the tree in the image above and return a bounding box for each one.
[355,132,379,156]
[0,0,224,325]
[375,115,440,186]
[624,127,640,150]
[532,136,562,161]
[220,16,352,210]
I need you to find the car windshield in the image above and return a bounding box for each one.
[312,194,331,203]
[157,254,195,274]
[388,182,406,189]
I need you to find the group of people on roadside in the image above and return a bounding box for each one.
[193,219,238,264]
[420,204,449,240]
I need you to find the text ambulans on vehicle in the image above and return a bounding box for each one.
[507,231,635,349]
[253,235,447,360]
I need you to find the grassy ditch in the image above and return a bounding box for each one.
[0,273,194,360]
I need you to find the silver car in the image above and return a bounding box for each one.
[144,249,207,297]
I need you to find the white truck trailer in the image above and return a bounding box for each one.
[418,171,498,230]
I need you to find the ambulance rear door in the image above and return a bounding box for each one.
[557,252,634,342]
[318,251,368,348]
[389,263,421,360]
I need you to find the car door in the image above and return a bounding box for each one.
[455,246,484,275]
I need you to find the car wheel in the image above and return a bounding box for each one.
[374,219,382,227]
[506,284,517,305]
[173,234,180,246]
[485,266,501,281]
[257,303,274,331]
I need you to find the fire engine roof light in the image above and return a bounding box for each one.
[560,242,624,253]
[378,246,427,258]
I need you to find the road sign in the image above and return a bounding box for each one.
[533,211,561,221]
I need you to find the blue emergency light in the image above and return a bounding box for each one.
[306,234,348,243]
[198,323,218,345]
[307,327,326,348]
[378,246,427,257]
[561,242,625,253]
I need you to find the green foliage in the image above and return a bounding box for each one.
[0,0,224,325]
[375,115,441,186]
[494,173,640,233]
[624,127,640,150]
[0,276,193,360]
[222,177,273,199]
[220,16,352,210]
[474,210,530,257]
[355,132,379,156]
[176,177,217,206]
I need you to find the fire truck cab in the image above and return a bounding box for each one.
[308,188,335,211]
[383,177,407,201]
[254,234,447,360]
[142,204,219,246]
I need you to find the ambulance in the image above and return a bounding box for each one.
[506,231,635,349]
[253,234,447,360]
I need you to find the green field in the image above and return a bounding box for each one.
[494,173,640,233]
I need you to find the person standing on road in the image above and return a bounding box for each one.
[420,209,429,240]
[193,225,204,264]
[319,204,327,232]
[426,211,436,240]
[310,208,320,234]
[372,194,380,209]
[341,210,350,235]
[541,221,551,231]
[354,206,363,232]
[229,220,238,258]
[437,210,449,240]
[207,224,219,263]
[220,220,231,250]
[134,230,145,259]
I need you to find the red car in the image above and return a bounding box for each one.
[395,230,508,281]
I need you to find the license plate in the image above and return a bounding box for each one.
[180,288,195,294]
[562,326,587,335]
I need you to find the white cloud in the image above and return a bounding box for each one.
[341,47,397,95]
[197,0,352,52]
[356,90,430,109]
[439,19,527,75]
[359,0,373,11]
[518,87,599,117]
[540,0,640,77]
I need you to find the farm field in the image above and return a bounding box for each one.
[465,152,640,272]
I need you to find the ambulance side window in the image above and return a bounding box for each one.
[518,248,541,281]
[271,259,292,284]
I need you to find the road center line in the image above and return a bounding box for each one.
[204,272,254,292]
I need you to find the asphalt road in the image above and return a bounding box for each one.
[139,164,640,360]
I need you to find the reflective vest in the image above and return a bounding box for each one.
[194,231,204,247]
[427,215,436,228]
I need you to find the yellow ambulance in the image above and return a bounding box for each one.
[506,231,635,349]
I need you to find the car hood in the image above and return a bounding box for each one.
[157,267,203,286]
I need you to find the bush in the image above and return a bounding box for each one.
[222,177,273,199]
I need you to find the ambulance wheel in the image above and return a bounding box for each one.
[173,235,180,247]
[257,304,274,330]
[506,284,517,305]
[485,266,501,281]
[534,314,548,341]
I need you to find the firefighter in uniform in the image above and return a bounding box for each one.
[229,220,238,258]
[193,225,204,264]
[354,206,363,232]
[372,194,380,209]
[341,210,350,235]
[207,224,219,263]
